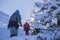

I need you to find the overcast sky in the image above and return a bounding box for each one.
[0,0,41,23]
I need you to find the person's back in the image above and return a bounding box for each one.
[9,10,21,23]
[10,13,18,22]
[23,22,30,28]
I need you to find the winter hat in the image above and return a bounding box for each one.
[15,9,19,14]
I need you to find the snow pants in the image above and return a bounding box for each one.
[25,30,29,35]
[9,27,18,37]
[24,28,30,35]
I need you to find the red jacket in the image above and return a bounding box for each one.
[23,22,30,28]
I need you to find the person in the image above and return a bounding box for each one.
[8,9,22,37]
[23,22,30,35]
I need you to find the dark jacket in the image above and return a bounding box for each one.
[8,11,22,29]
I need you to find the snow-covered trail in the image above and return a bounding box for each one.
[0,27,37,40]
[1,26,60,40]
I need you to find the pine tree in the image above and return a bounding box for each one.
[29,0,60,29]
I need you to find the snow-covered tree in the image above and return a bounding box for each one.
[30,0,60,29]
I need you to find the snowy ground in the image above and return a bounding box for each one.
[0,27,37,40]
[0,26,60,40]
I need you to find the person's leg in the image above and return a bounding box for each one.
[26,30,29,35]
[13,27,18,36]
[10,27,18,37]
[10,27,14,37]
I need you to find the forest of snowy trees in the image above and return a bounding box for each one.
[28,0,60,40]
[29,0,60,29]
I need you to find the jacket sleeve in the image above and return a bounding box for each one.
[17,14,22,27]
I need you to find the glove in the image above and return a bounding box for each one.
[20,22,22,27]
[20,24,22,27]
[19,21,22,27]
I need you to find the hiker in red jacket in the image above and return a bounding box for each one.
[23,22,30,35]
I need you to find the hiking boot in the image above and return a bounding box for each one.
[10,34,17,37]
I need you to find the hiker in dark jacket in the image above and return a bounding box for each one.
[8,9,22,37]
